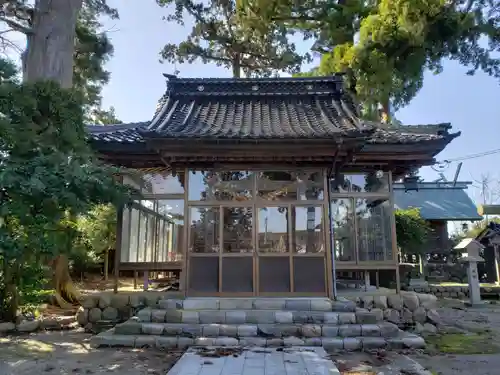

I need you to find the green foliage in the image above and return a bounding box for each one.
[90,106,122,125]
[73,2,120,121]
[395,208,431,255]
[157,0,309,77]
[241,0,500,114]
[77,204,117,255]
[464,218,500,239]
[0,59,133,320]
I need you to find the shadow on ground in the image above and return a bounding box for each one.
[0,330,183,375]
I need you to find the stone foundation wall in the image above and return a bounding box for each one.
[77,292,440,335]
[403,285,469,299]
[345,292,440,334]
[77,292,170,331]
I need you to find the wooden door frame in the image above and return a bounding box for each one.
[184,168,331,297]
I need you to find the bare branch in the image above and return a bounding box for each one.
[0,16,32,34]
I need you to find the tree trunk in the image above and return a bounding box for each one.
[379,100,390,125]
[23,0,83,87]
[232,55,241,78]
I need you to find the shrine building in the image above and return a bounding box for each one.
[87,75,459,298]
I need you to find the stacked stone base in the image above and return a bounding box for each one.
[90,297,425,351]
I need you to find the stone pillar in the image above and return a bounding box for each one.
[466,260,482,305]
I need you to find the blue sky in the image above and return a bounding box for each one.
[100,0,499,212]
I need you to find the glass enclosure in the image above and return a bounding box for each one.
[120,171,185,264]
[187,170,327,295]
[329,172,394,263]
[121,199,185,263]
[118,168,397,296]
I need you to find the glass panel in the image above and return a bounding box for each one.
[189,207,220,253]
[123,171,185,195]
[120,200,185,263]
[222,207,253,253]
[292,206,324,253]
[188,171,254,201]
[293,257,326,293]
[222,258,253,292]
[257,171,295,201]
[189,257,219,292]
[120,206,132,262]
[330,198,356,262]
[330,172,389,193]
[356,198,393,261]
[258,207,289,253]
[300,171,324,200]
[257,170,323,201]
[259,257,290,293]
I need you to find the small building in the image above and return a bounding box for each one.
[475,222,500,283]
[394,181,482,256]
[87,75,459,297]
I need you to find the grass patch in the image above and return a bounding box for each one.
[426,332,500,354]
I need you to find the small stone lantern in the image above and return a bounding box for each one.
[454,238,485,306]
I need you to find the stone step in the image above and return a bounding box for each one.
[90,331,426,351]
[157,298,356,312]
[114,321,400,339]
[137,308,382,325]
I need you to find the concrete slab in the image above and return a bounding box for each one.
[167,346,340,375]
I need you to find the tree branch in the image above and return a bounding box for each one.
[0,16,32,34]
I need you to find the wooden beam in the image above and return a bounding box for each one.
[478,205,500,216]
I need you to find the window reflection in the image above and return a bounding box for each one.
[330,172,389,193]
[356,198,393,261]
[189,207,220,253]
[258,207,289,252]
[257,171,324,201]
[188,171,253,201]
[330,199,356,261]
[121,200,184,262]
[292,206,324,253]
[222,207,253,253]
[123,171,185,195]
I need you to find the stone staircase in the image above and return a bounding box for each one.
[90,297,425,351]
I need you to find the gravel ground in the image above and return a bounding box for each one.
[4,300,500,375]
[0,330,183,375]
[412,353,500,375]
[410,300,500,375]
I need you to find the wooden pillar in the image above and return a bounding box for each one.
[364,270,370,291]
[104,249,109,281]
[388,171,400,293]
[494,244,500,285]
[114,207,124,294]
[395,267,401,293]
[143,271,149,291]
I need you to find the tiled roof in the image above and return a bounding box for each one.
[87,122,147,143]
[87,122,454,145]
[143,75,371,139]
[86,75,459,145]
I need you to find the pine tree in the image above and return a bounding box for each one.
[157,0,309,77]
[239,0,500,120]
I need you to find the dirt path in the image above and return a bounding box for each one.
[0,330,183,375]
